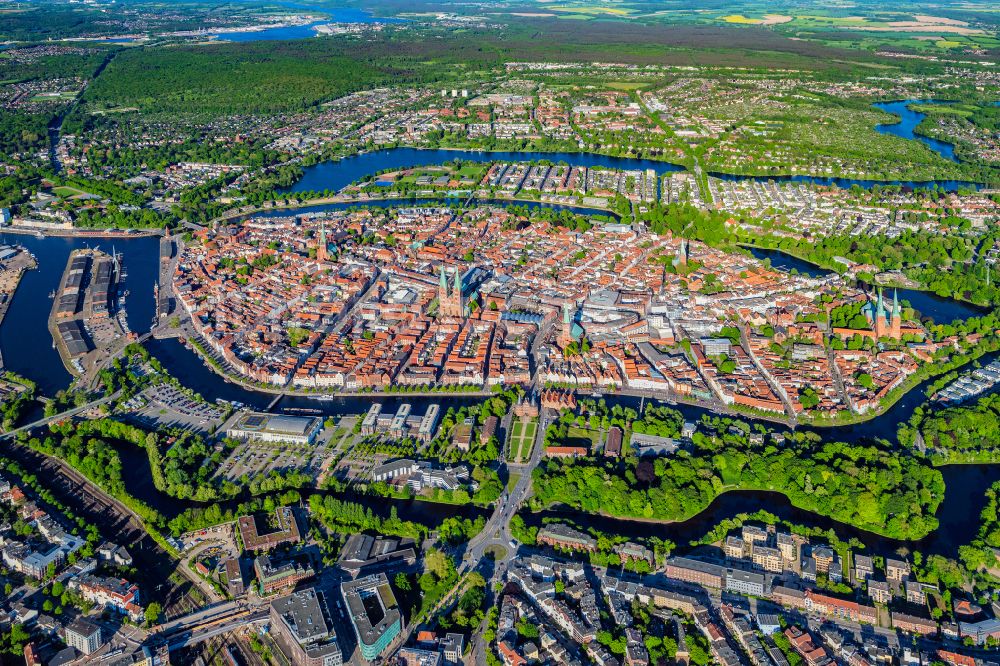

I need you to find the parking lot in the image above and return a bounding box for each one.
[121,383,227,433]
[214,421,345,482]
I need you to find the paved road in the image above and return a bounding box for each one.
[0,390,121,440]
[466,411,549,565]
[85,331,153,390]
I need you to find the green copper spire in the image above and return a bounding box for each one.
[453,266,462,294]
[439,266,448,291]
[892,288,901,318]
[876,288,884,321]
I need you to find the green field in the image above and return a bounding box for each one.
[52,185,90,198]
[507,418,538,462]
[565,425,601,448]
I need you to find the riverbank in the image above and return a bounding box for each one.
[0,435,196,608]
[1,225,165,239]
[209,192,620,227]
[160,328,496,400]
[746,243,993,314]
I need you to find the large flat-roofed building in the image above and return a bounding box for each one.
[91,258,114,317]
[361,404,382,435]
[56,320,93,357]
[725,569,766,597]
[629,433,679,457]
[227,412,321,445]
[389,404,412,438]
[238,507,302,552]
[664,557,726,589]
[360,403,441,442]
[342,572,402,662]
[338,533,417,575]
[56,254,89,318]
[270,588,343,666]
[417,404,440,442]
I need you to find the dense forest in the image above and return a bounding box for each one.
[900,392,1000,463]
[958,481,1000,581]
[81,41,435,116]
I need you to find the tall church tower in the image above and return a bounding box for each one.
[874,288,889,338]
[438,266,465,318]
[316,220,329,263]
[558,303,576,348]
[672,239,688,269]
[890,288,902,339]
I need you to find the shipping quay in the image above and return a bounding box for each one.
[47,248,132,379]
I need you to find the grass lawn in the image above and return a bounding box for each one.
[507,472,521,492]
[607,81,647,91]
[507,418,537,462]
[455,164,487,179]
[565,425,601,449]
[52,185,89,198]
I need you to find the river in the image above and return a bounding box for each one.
[286,145,984,196]
[56,392,1000,563]
[748,246,987,325]
[282,148,687,195]
[874,100,959,163]
[0,232,160,395]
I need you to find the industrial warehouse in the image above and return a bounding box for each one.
[47,248,127,378]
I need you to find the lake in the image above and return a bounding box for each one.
[208,9,405,42]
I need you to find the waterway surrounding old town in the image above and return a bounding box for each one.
[1,134,997,557]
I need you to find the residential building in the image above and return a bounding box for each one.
[64,618,102,656]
